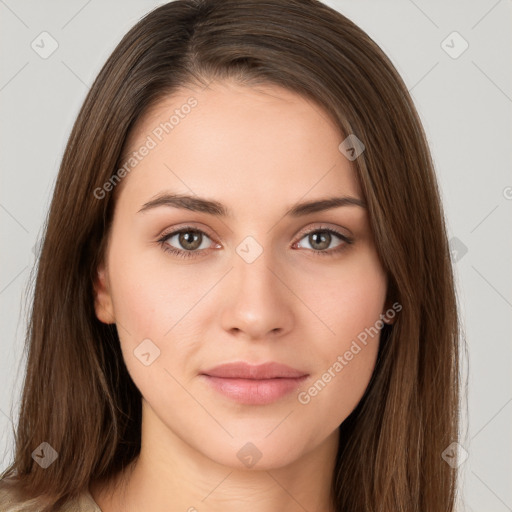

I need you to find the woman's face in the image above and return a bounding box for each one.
[94,79,388,469]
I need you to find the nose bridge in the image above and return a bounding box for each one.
[233,234,280,302]
[219,234,294,338]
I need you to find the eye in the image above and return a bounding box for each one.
[293,226,353,257]
[157,226,218,259]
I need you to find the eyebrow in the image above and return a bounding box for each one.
[137,193,367,217]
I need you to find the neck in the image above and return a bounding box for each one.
[91,400,339,512]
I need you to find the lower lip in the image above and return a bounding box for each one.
[200,375,309,405]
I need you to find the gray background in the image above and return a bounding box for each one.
[1,1,511,510]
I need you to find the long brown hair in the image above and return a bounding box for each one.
[0,1,461,510]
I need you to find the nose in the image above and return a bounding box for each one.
[219,244,295,341]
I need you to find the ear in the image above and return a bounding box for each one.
[93,262,115,324]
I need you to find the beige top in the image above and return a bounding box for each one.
[0,486,102,512]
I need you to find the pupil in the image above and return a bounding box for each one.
[311,231,330,250]
[180,231,201,250]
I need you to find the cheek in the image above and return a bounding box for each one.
[106,232,196,339]
[293,250,386,421]
[105,234,210,392]
[295,345,378,444]
[296,247,387,348]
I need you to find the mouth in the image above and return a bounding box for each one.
[199,361,309,405]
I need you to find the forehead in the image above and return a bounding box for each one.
[117,80,362,215]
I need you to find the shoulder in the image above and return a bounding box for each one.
[0,479,33,512]
[0,479,102,512]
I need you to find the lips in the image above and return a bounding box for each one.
[201,361,308,379]
[199,362,309,405]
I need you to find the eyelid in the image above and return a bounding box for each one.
[157,223,219,243]
[294,223,352,241]
[157,222,351,245]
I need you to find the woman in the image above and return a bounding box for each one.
[0,0,461,510]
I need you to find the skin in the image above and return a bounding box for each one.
[90,79,391,512]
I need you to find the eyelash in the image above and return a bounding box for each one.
[156,225,353,259]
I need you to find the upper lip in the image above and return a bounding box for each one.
[201,362,308,379]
